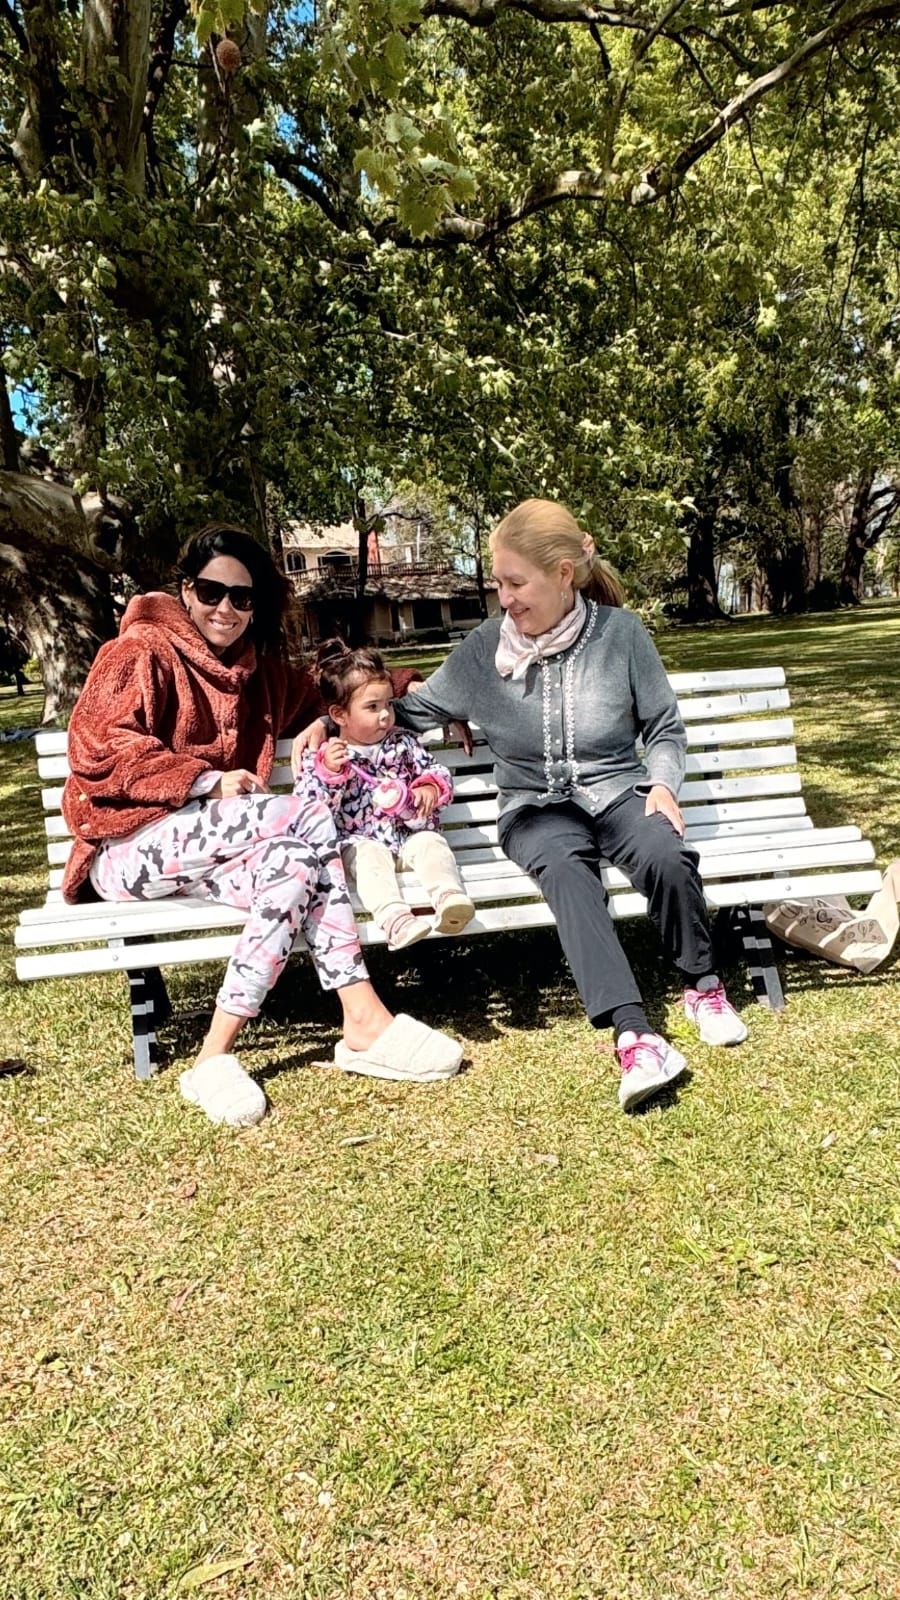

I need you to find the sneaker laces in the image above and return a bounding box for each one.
[691,982,730,1014]
[617,1035,665,1076]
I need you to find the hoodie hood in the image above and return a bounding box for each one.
[119,592,257,688]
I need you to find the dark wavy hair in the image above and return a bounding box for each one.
[176,523,292,655]
[313,637,390,708]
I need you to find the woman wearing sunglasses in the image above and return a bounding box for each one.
[61,524,463,1127]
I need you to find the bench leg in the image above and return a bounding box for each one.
[728,906,786,1011]
[125,966,171,1080]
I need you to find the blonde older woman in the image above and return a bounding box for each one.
[393,498,747,1111]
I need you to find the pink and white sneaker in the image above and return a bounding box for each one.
[683,977,748,1046]
[617,1031,687,1112]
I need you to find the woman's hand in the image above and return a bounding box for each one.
[320,738,349,775]
[644,783,685,836]
[412,782,441,819]
[211,769,268,799]
[291,718,328,777]
[444,719,474,757]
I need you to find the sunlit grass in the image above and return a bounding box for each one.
[1,610,898,1600]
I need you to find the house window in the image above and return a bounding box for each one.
[449,597,481,622]
[322,551,352,570]
[411,600,443,630]
[285,550,306,573]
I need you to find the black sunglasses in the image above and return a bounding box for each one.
[188,577,254,612]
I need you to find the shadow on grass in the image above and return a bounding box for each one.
[149,903,899,1085]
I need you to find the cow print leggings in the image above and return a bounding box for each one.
[90,793,369,1017]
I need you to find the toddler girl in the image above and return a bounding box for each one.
[293,639,475,949]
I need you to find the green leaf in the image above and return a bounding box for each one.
[383,112,420,150]
[383,32,407,83]
[178,1554,254,1591]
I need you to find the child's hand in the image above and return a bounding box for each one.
[321,738,349,775]
[412,781,441,819]
[291,718,329,777]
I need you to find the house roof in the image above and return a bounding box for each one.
[283,521,358,552]
[296,570,496,603]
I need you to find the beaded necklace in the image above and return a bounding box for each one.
[540,599,598,792]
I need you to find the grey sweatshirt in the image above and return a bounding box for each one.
[395,601,686,832]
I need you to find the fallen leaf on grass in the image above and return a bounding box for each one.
[821,1132,837,1149]
[176,1180,198,1201]
[178,1553,254,1590]
[340,1133,378,1147]
[529,1152,561,1168]
[887,1255,900,1274]
[169,1281,202,1315]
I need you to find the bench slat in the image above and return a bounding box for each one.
[28,669,788,759]
[667,667,785,691]
[34,814,819,893]
[684,717,794,748]
[677,689,790,721]
[14,866,883,981]
[42,791,815,868]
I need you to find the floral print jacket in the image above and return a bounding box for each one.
[293,729,453,854]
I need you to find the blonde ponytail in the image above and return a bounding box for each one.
[582,550,625,608]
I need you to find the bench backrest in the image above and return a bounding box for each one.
[34,666,805,893]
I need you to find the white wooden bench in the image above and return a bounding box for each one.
[15,666,881,1078]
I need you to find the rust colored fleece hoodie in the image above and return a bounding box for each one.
[61,593,324,903]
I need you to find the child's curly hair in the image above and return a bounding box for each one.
[313,637,391,709]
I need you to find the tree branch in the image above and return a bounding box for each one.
[604,0,690,167]
[658,3,900,190]
[363,2,900,245]
[0,359,20,473]
[418,168,618,246]
[268,147,357,231]
[144,0,188,195]
[422,0,653,30]
[12,0,78,180]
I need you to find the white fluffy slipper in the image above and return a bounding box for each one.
[179,1054,267,1127]
[333,1014,463,1083]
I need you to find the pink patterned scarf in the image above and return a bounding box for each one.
[495,592,586,681]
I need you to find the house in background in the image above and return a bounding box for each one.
[283,516,499,646]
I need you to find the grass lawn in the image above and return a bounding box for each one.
[1,607,898,1600]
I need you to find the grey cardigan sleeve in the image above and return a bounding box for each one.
[394,630,483,733]
[629,619,687,797]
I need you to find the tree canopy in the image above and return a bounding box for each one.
[1,0,898,713]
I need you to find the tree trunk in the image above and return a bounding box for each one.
[684,510,724,621]
[472,503,488,618]
[838,471,876,605]
[0,361,20,472]
[769,400,806,613]
[8,544,116,722]
[81,0,152,192]
[0,469,139,718]
[349,492,370,647]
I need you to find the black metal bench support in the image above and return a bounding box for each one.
[728,905,786,1011]
[124,960,172,1080]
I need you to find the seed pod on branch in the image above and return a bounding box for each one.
[215,37,242,75]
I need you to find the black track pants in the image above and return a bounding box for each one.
[500,791,714,1027]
